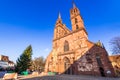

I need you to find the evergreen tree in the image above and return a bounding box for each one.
[15,45,32,73]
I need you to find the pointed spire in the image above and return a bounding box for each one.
[56,12,62,24]
[72,0,76,8]
[58,12,61,19]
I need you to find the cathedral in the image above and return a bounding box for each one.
[45,2,115,77]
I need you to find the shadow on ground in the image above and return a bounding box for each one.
[20,74,120,80]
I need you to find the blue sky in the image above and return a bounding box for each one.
[0,0,120,62]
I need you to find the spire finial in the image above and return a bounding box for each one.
[58,12,61,19]
[72,0,76,8]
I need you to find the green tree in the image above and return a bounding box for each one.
[15,45,32,73]
[30,56,45,72]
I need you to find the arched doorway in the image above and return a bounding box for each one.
[99,67,105,77]
[64,40,69,52]
[63,57,71,74]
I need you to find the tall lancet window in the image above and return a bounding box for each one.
[64,40,69,52]
[76,25,79,29]
[96,54,102,66]
[75,18,78,23]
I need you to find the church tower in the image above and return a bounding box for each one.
[53,13,63,40]
[70,2,85,31]
[53,13,70,40]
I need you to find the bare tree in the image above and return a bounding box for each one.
[31,57,45,73]
[109,37,120,76]
[110,37,120,54]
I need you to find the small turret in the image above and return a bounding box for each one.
[96,40,103,48]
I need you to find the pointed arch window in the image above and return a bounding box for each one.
[56,28,58,33]
[64,40,69,52]
[75,18,78,23]
[76,25,79,29]
[74,9,76,13]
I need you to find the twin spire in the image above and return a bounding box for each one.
[57,1,76,19]
[58,12,61,19]
[72,0,76,8]
[56,12,62,24]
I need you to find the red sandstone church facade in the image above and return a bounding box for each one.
[45,3,115,77]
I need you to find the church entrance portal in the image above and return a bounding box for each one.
[99,67,105,77]
[64,57,71,74]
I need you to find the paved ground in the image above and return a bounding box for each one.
[0,72,6,78]
[19,74,120,80]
